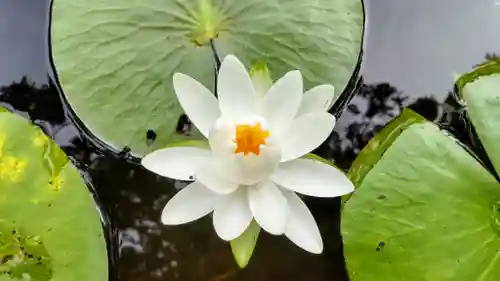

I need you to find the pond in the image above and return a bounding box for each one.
[0,0,499,280]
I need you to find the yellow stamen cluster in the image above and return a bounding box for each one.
[234,123,269,156]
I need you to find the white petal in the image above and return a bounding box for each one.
[297,85,336,116]
[280,112,336,162]
[217,55,257,118]
[173,73,221,138]
[195,161,239,194]
[271,158,354,197]
[141,147,210,181]
[262,71,303,135]
[161,181,222,225]
[213,188,253,241]
[248,181,288,235]
[281,190,323,254]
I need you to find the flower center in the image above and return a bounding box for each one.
[234,123,270,156]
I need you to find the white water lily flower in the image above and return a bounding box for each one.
[142,55,355,254]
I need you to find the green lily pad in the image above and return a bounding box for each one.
[0,110,107,281]
[457,61,500,175]
[343,63,500,280]
[51,0,364,156]
[347,109,426,188]
[342,110,500,280]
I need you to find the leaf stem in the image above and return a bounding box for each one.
[210,39,221,97]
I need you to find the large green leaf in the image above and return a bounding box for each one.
[347,109,426,188]
[457,61,500,175]
[51,0,364,156]
[342,113,500,280]
[0,111,107,280]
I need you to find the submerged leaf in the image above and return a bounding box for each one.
[51,0,364,156]
[0,110,107,281]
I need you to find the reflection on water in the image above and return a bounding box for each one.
[0,0,48,86]
[363,0,500,101]
[0,0,498,280]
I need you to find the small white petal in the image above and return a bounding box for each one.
[195,161,239,194]
[297,85,336,116]
[173,73,221,138]
[161,181,222,225]
[213,188,253,241]
[280,112,336,162]
[141,147,210,181]
[217,55,257,118]
[248,181,288,235]
[281,190,323,254]
[262,70,303,135]
[271,158,354,197]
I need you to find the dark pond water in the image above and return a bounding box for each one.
[0,0,499,280]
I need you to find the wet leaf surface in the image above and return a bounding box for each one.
[342,64,500,280]
[458,61,500,176]
[51,0,364,156]
[0,110,107,281]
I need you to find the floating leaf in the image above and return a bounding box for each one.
[51,0,364,156]
[0,110,107,281]
[304,153,336,165]
[164,140,209,149]
[343,63,500,280]
[457,61,500,174]
[347,109,426,188]
[342,112,500,280]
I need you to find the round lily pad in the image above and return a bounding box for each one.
[0,110,107,281]
[50,0,364,156]
[342,109,500,280]
[457,61,500,175]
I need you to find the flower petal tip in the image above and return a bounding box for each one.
[215,227,242,242]
[285,233,324,254]
[348,181,355,191]
[172,72,187,84]
[324,85,336,109]
[140,154,155,171]
[222,54,240,65]
[160,212,180,226]
[288,70,303,82]
[309,244,324,255]
[330,114,337,125]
